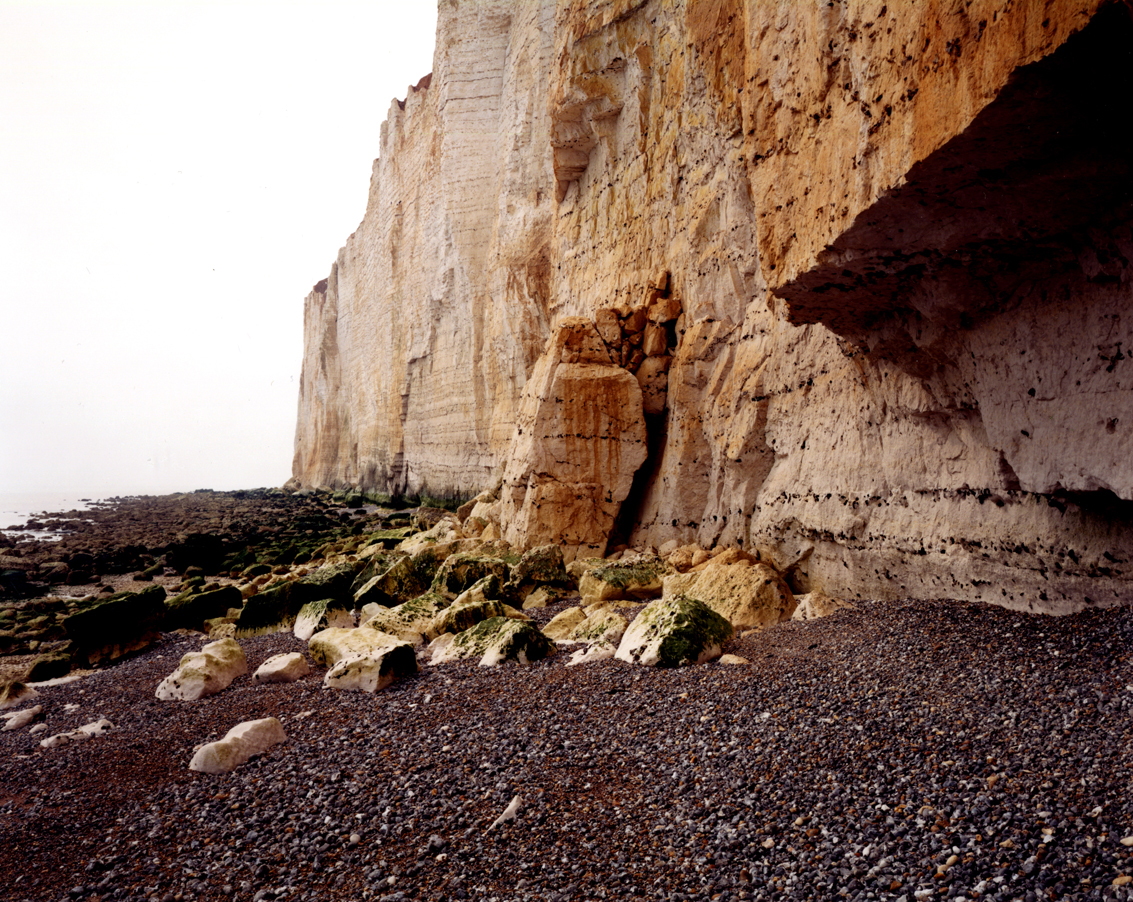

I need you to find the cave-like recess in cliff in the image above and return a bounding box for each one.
[775,3,1133,339]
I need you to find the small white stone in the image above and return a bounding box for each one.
[488,794,523,830]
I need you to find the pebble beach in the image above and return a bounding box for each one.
[2,593,1131,902]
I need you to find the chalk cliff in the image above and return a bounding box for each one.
[294,0,1133,614]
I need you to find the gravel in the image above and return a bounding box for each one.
[1,597,1131,902]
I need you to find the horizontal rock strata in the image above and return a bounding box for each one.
[293,0,1133,613]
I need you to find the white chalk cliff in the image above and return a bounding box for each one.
[294,0,1133,614]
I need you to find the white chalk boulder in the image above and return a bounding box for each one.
[253,652,311,684]
[189,717,287,774]
[309,627,417,693]
[155,638,248,701]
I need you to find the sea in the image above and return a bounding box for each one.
[0,492,104,541]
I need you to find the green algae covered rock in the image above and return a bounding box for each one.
[354,546,449,608]
[165,585,242,632]
[614,595,733,667]
[295,561,358,605]
[361,591,450,647]
[63,584,167,666]
[427,575,527,638]
[293,597,354,642]
[579,555,672,604]
[235,581,303,637]
[508,544,569,589]
[432,553,510,597]
[430,616,556,667]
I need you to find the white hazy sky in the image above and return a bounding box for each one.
[0,0,437,495]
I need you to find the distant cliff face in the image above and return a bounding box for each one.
[294,0,1133,614]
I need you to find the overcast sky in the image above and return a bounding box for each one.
[0,0,437,496]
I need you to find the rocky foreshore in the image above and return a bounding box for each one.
[1,491,1131,902]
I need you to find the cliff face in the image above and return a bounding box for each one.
[293,0,556,496]
[294,0,1133,614]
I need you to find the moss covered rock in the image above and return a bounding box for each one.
[430,617,556,667]
[235,581,304,637]
[615,596,733,667]
[428,575,527,638]
[165,585,242,632]
[361,591,450,646]
[580,555,672,604]
[294,561,359,605]
[432,553,510,597]
[293,597,355,642]
[62,585,167,666]
[569,604,629,645]
[508,544,569,589]
[354,543,453,608]
[24,651,73,682]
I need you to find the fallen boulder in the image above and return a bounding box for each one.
[456,490,496,523]
[354,545,451,608]
[188,717,287,774]
[234,581,304,637]
[432,552,510,597]
[542,606,587,640]
[579,555,672,605]
[396,517,462,556]
[293,598,354,642]
[662,549,795,630]
[566,556,607,583]
[361,591,450,646]
[155,638,248,700]
[430,617,556,667]
[566,642,618,666]
[253,652,311,683]
[24,651,73,683]
[428,576,528,639]
[0,680,37,710]
[295,561,359,605]
[506,544,570,596]
[615,596,734,667]
[165,585,242,632]
[308,627,418,692]
[521,585,568,610]
[63,585,167,666]
[569,604,629,646]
